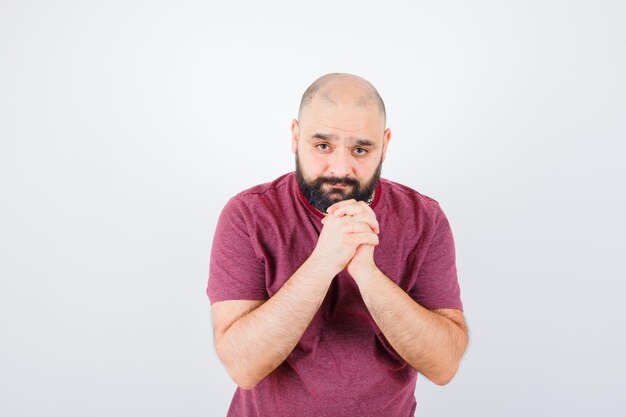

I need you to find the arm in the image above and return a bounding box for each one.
[351,262,468,385]
[328,199,468,385]
[212,212,380,390]
[213,255,336,390]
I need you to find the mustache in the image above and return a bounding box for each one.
[317,176,359,187]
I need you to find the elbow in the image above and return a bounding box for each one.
[233,375,259,390]
[223,363,261,390]
[430,327,468,386]
[231,363,272,390]
[216,343,261,390]
[424,362,460,386]
[429,372,454,386]
[215,343,258,390]
[221,366,260,391]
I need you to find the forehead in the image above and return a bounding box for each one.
[301,95,384,137]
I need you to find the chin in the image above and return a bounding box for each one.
[325,190,348,200]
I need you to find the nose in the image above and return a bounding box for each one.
[328,147,352,178]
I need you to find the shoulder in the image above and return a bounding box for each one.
[221,172,294,218]
[236,172,292,201]
[378,177,445,221]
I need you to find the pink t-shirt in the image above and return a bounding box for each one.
[207,171,463,417]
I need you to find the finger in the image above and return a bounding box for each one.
[349,232,380,247]
[340,221,373,234]
[329,206,380,234]
[334,209,379,234]
[333,201,372,218]
[351,213,380,234]
[326,199,357,214]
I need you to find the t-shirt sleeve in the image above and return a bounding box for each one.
[408,205,464,311]
[206,195,269,305]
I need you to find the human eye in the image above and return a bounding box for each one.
[354,147,368,155]
[316,143,330,151]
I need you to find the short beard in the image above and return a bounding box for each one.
[295,153,382,213]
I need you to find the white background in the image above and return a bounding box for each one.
[1,1,625,416]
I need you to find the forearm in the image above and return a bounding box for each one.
[217,255,336,389]
[354,267,468,385]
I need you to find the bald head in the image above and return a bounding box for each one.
[297,73,386,126]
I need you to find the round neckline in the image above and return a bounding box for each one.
[294,173,383,219]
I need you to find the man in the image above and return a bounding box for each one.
[207,73,468,417]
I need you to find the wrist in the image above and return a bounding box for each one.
[349,262,380,284]
[306,250,343,280]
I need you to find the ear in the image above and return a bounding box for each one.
[290,119,301,154]
[381,128,391,162]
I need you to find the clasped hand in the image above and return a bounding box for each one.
[314,199,380,277]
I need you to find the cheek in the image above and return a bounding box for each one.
[302,153,326,171]
[357,159,380,180]
[297,153,326,177]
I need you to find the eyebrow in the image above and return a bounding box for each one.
[311,132,376,147]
